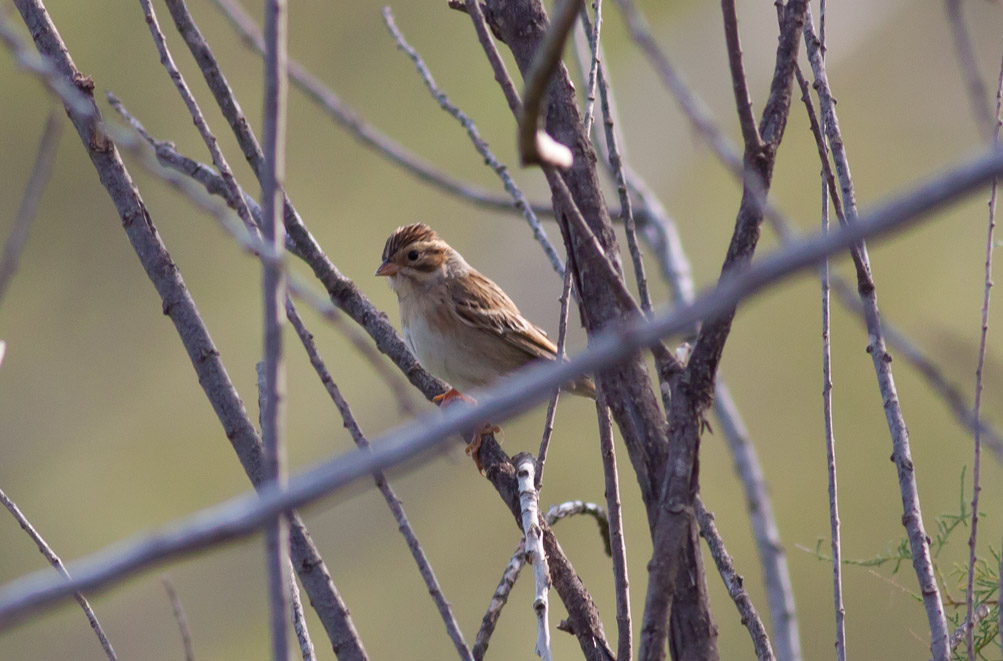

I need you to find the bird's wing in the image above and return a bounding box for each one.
[451,270,558,361]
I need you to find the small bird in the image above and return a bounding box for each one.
[375,223,596,405]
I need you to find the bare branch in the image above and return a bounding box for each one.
[259,1,292,655]
[473,539,526,660]
[965,41,1003,661]
[515,457,552,661]
[4,142,1001,626]
[580,0,602,137]
[693,498,774,661]
[720,0,762,150]
[596,390,632,661]
[286,561,317,661]
[161,577,195,661]
[816,108,845,661]
[0,487,118,661]
[584,8,651,314]
[0,109,60,307]
[536,268,573,489]
[641,3,809,657]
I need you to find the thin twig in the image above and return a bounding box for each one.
[965,42,1003,661]
[803,10,949,659]
[591,10,651,314]
[518,0,581,168]
[161,577,195,661]
[817,130,845,661]
[947,603,992,658]
[0,487,118,660]
[0,109,60,307]
[473,539,527,660]
[595,388,632,661]
[720,0,763,150]
[581,0,602,137]
[380,7,566,280]
[694,497,775,661]
[546,501,611,554]
[287,560,317,661]
[536,268,574,489]
[515,456,552,661]
[4,144,1002,625]
[285,301,473,660]
[945,0,994,138]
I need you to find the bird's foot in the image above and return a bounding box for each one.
[433,389,499,473]
[433,388,476,406]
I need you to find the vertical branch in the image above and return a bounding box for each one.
[0,487,118,661]
[965,44,1003,661]
[515,456,552,661]
[581,0,602,137]
[261,0,290,658]
[818,150,845,661]
[591,8,651,314]
[803,11,949,658]
[596,390,632,661]
[0,109,61,307]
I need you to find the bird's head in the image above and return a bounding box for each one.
[375,223,462,291]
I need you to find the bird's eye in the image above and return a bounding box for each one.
[407,250,419,261]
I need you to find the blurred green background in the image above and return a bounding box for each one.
[2,0,1002,658]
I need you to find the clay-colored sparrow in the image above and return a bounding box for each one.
[376,223,596,401]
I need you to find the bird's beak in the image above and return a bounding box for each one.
[375,260,399,277]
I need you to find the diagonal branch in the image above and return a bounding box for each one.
[0,487,118,661]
